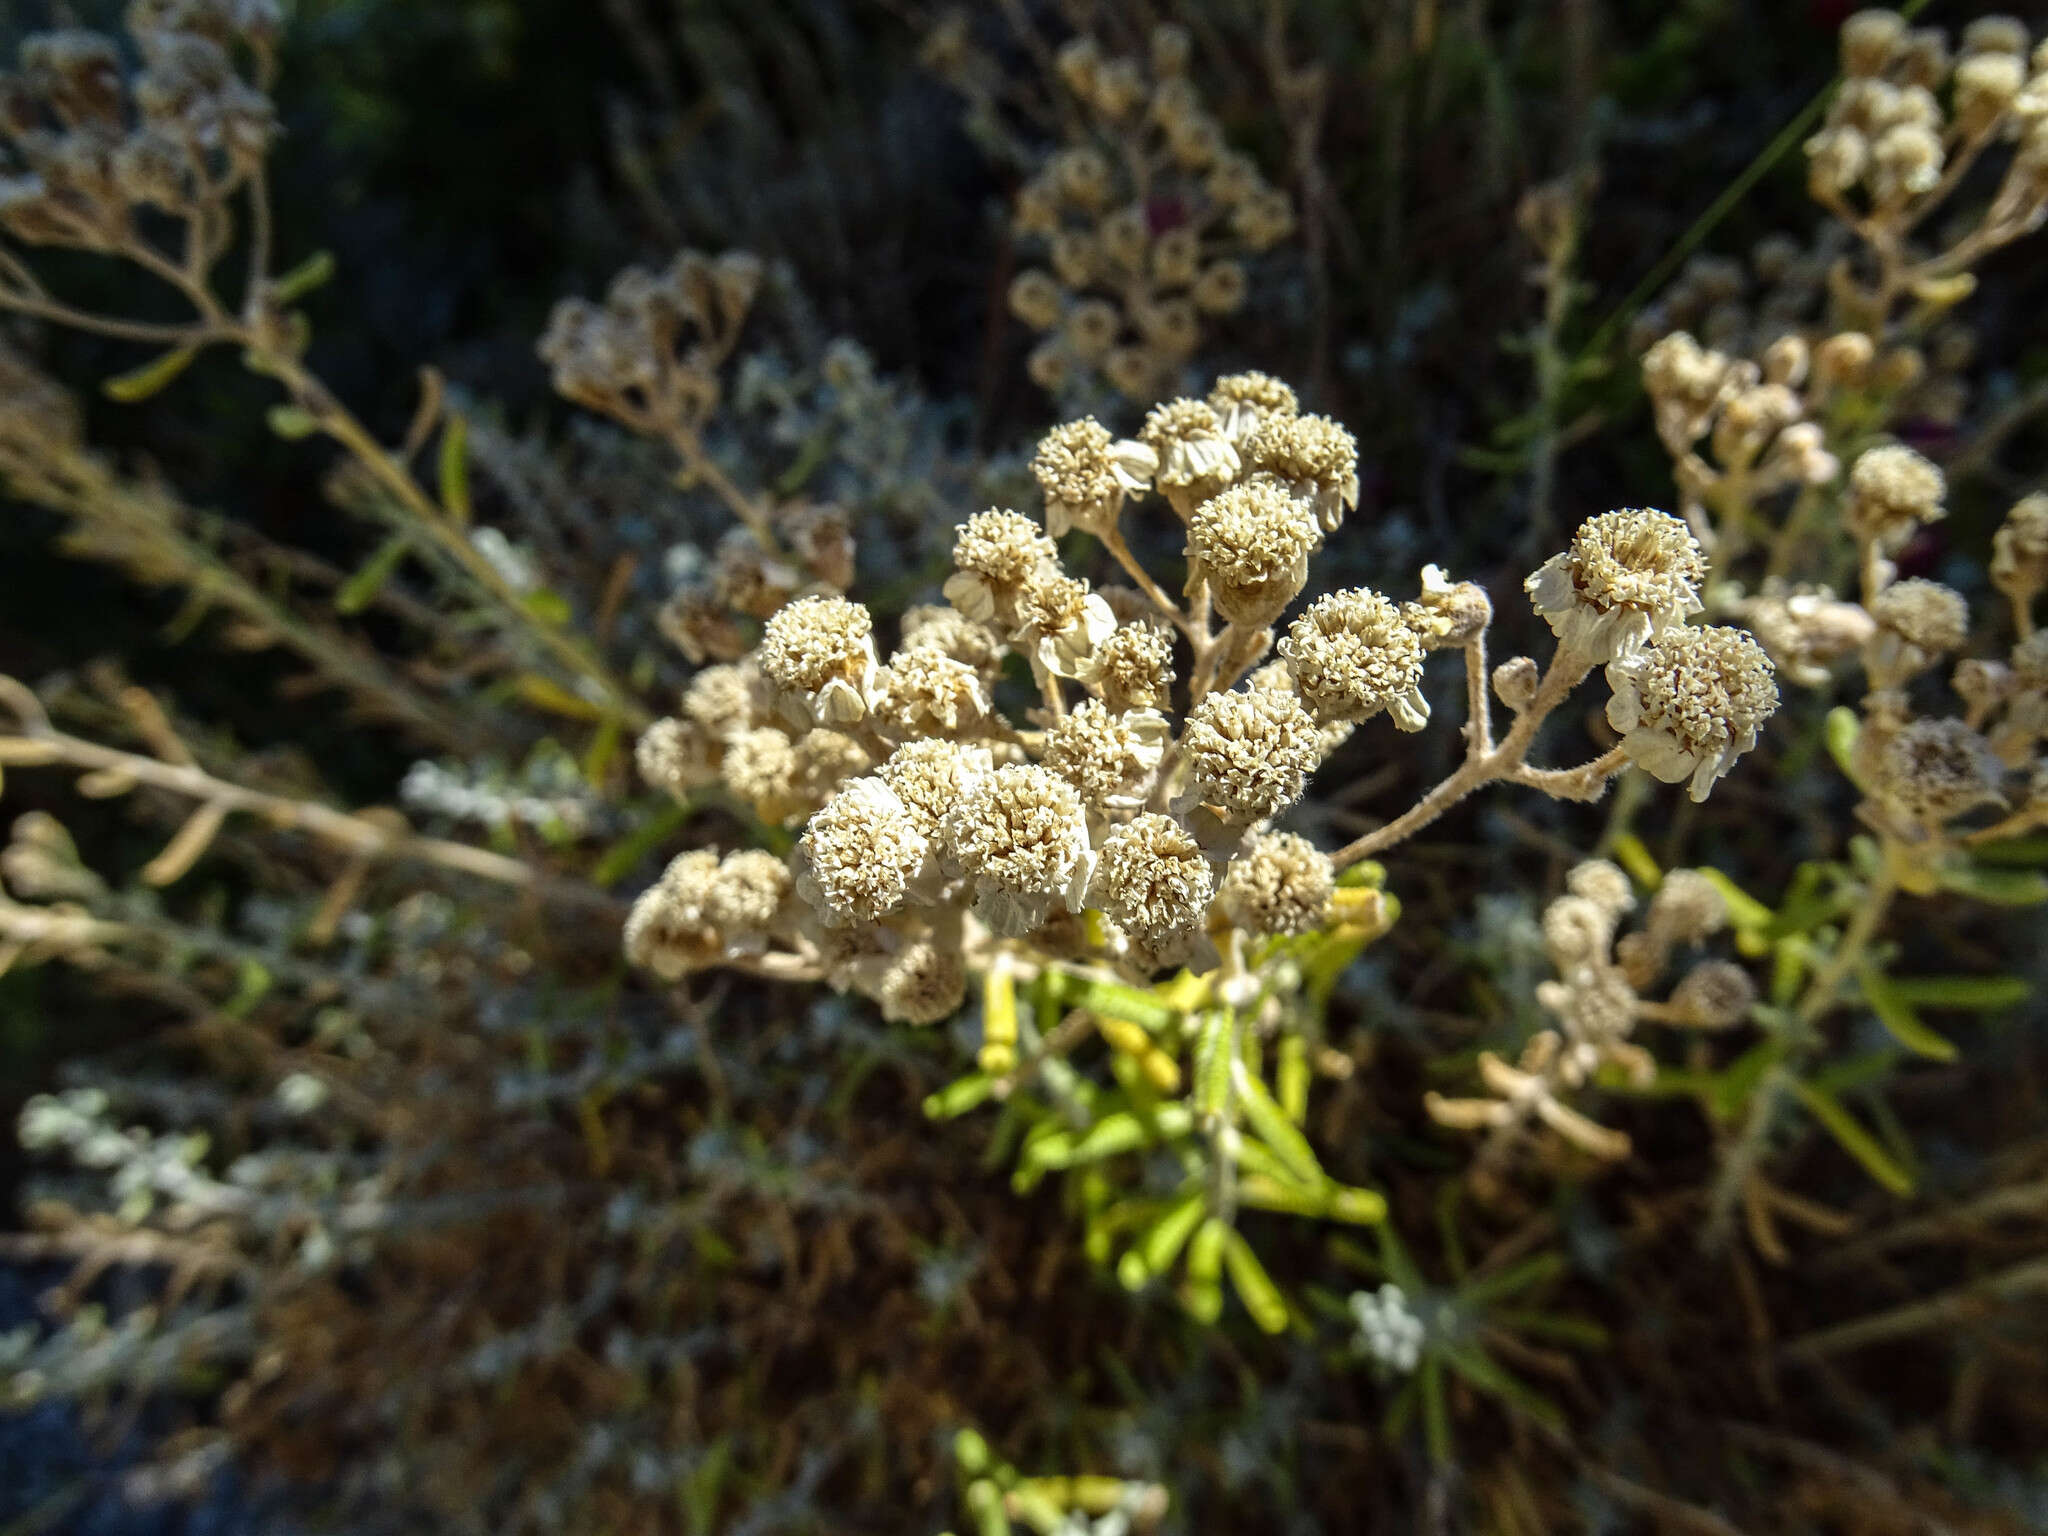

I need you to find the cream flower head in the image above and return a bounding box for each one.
[1014,574,1118,679]
[1240,413,1360,533]
[939,764,1096,937]
[1140,397,1240,500]
[1604,624,1778,802]
[796,776,933,926]
[1279,588,1428,730]
[1031,416,1156,538]
[756,595,879,727]
[1865,578,1969,688]
[1091,812,1216,944]
[1216,830,1333,936]
[1077,619,1177,711]
[1185,477,1320,627]
[878,738,994,839]
[624,850,722,979]
[1846,444,1945,551]
[871,646,991,738]
[1527,508,1707,663]
[1180,685,1323,824]
[944,509,1061,626]
[1206,370,1299,445]
[1042,700,1171,811]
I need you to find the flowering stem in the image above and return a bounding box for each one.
[0,677,611,909]
[1101,526,1192,639]
[663,422,783,556]
[1330,644,1600,868]
[1462,635,1494,757]
[1027,652,1068,720]
[248,341,651,728]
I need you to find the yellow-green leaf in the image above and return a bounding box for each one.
[1695,868,1774,931]
[266,404,321,439]
[1607,832,1661,890]
[513,674,609,722]
[1884,975,2031,1011]
[1857,967,1956,1061]
[439,413,471,524]
[335,534,411,615]
[102,344,200,403]
[522,588,573,627]
[1789,1079,1915,1196]
[923,1073,996,1121]
[1221,1230,1288,1334]
[1825,705,1863,786]
[1937,862,2048,906]
[270,248,336,305]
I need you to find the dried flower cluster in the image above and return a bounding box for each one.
[996,26,1295,401]
[1428,862,1752,1170]
[0,4,280,255]
[626,371,1779,1046]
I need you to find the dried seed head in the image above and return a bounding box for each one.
[1042,700,1171,809]
[1646,869,1728,948]
[1669,960,1756,1029]
[1078,619,1177,711]
[1279,588,1429,730]
[1185,477,1320,627]
[1092,812,1216,943]
[873,934,968,1026]
[1182,685,1323,823]
[944,509,1062,626]
[797,777,932,926]
[1869,718,2007,830]
[1847,444,1945,549]
[1241,413,1360,532]
[1527,509,1707,662]
[940,764,1095,937]
[1217,830,1334,936]
[1605,625,1779,802]
[1866,578,1969,686]
[636,717,717,799]
[1991,493,2048,604]
[756,595,878,726]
